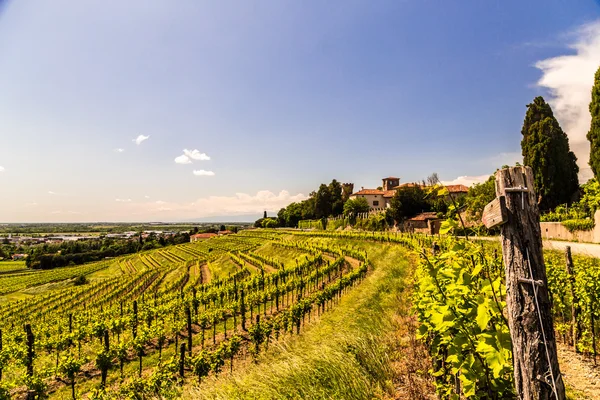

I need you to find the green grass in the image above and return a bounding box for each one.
[187,240,413,400]
[253,242,311,267]
[208,254,241,279]
[0,260,26,271]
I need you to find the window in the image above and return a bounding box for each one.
[373,200,379,206]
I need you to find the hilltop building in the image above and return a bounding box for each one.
[349,176,468,210]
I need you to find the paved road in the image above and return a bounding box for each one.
[542,240,600,258]
[475,236,600,258]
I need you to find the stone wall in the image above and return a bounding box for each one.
[539,210,600,243]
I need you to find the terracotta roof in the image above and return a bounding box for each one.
[394,183,468,193]
[191,233,217,239]
[383,190,396,198]
[395,182,425,188]
[383,176,399,180]
[352,189,385,195]
[446,184,469,193]
[218,230,233,235]
[409,212,440,221]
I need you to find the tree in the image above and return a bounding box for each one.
[579,178,600,214]
[343,197,370,215]
[219,225,226,232]
[328,180,344,216]
[262,218,278,228]
[464,175,496,222]
[521,96,579,211]
[388,186,429,223]
[314,184,332,219]
[277,202,303,227]
[426,172,440,187]
[263,211,267,219]
[588,66,600,178]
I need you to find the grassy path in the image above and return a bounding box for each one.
[186,240,433,400]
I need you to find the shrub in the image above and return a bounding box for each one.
[73,275,88,286]
[561,219,595,232]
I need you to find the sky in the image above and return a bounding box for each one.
[1,0,600,222]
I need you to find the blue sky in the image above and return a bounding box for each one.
[1,0,600,222]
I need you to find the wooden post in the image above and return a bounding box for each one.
[25,324,34,377]
[565,246,582,351]
[0,329,3,381]
[179,343,186,382]
[186,306,192,356]
[495,166,565,400]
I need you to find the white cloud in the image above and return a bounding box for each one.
[133,135,150,145]
[0,166,4,172]
[183,149,210,161]
[155,200,166,204]
[535,20,600,181]
[114,148,125,153]
[48,191,56,195]
[25,202,38,207]
[442,175,490,187]
[175,149,210,164]
[115,198,132,202]
[174,154,192,164]
[193,170,215,176]
[136,190,307,217]
[144,195,150,199]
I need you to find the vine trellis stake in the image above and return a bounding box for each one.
[483,166,565,400]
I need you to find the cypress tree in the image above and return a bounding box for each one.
[521,96,579,211]
[587,66,600,178]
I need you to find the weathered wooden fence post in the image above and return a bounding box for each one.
[495,166,565,400]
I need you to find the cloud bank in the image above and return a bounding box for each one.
[151,190,307,217]
[109,190,307,221]
[535,20,600,181]
[133,135,150,145]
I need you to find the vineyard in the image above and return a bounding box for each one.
[0,230,598,399]
[0,231,374,399]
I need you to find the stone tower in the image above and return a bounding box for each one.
[342,183,354,201]
[382,177,400,191]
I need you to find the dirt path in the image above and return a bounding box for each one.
[201,263,212,283]
[557,344,600,399]
[242,258,278,274]
[344,255,361,268]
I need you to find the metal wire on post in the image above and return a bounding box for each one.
[524,246,560,398]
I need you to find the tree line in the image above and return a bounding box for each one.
[25,232,192,269]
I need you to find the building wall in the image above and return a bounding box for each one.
[350,194,386,209]
[540,223,594,242]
